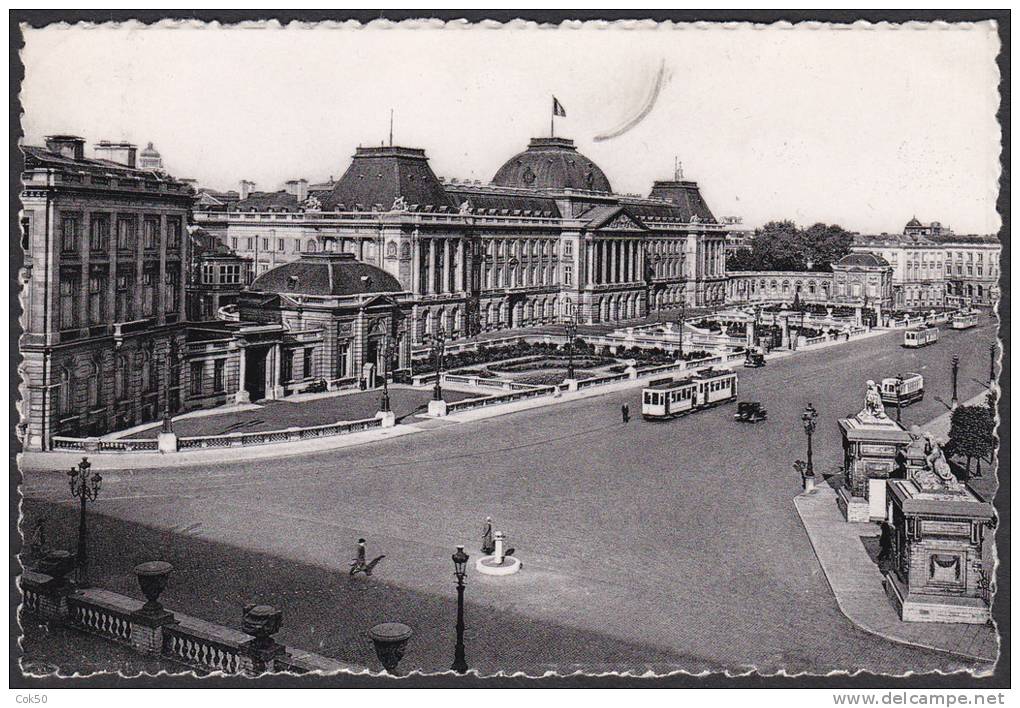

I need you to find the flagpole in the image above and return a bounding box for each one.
[550,103,554,138]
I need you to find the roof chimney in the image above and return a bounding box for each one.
[44,135,86,161]
[284,179,308,202]
[93,140,138,168]
[240,180,256,200]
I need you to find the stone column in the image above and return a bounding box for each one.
[235,344,249,404]
[425,241,435,295]
[585,238,594,286]
[157,215,168,325]
[107,212,119,322]
[600,242,609,284]
[79,211,91,330]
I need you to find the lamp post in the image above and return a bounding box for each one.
[451,545,469,674]
[801,403,818,492]
[379,332,400,414]
[67,457,102,587]
[564,307,578,380]
[895,374,903,423]
[427,327,446,401]
[951,355,960,408]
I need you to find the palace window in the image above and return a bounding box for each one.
[87,361,101,409]
[143,219,159,250]
[564,265,573,286]
[58,368,71,416]
[61,215,80,252]
[88,272,106,325]
[142,271,156,316]
[89,215,109,251]
[165,268,180,312]
[202,264,216,284]
[117,218,135,250]
[191,361,204,396]
[281,351,293,383]
[303,348,314,378]
[278,238,285,251]
[59,271,79,329]
[214,359,225,392]
[167,219,181,250]
[116,271,133,322]
[231,237,238,250]
[114,355,128,400]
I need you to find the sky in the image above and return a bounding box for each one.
[19,20,1002,234]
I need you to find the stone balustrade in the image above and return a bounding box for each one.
[19,565,358,676]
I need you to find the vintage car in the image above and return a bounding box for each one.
[743,348,766,368]
[734,401,768,423]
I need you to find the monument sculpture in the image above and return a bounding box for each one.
[836,381,910,522]
[476,529,521,576]
[885,430,993,623]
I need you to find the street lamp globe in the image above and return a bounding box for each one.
[452,545,469,579]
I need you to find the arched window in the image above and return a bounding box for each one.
[114,355,128,400]
[87,360,101,408]
[307,240,317,253]
[58,367,71,416]
[140,350,153,393]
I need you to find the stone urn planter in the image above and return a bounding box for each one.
[36,550,76,588]
[369,622,413,675]
[134,561,173,615]
[241,604,283,651]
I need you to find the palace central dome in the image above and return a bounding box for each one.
[492,137,612,193]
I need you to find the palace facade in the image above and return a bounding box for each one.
[194,136,728,346]
[19,136,193,450]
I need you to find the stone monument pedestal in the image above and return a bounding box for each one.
[375,410,396,428]
[157,432,178,453]
[427,399,447,417]
[885,478,994,624]
[563,378,579,392]
[475,531,521,576]
[837,396,910,523]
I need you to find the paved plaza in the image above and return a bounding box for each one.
[20,322,999,675]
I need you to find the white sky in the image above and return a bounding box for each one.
[19,20,1002,233]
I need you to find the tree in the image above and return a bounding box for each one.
[948,404,996,478]
[724,220,854,272]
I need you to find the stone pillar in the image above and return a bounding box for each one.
[601,242,609,284]
[235,344,249,404]
[426,241,435,296]
[270,343,284,399]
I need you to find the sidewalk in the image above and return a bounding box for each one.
[793,391,999,665]
[794,487,997,664]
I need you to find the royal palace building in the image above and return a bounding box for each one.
[19,136,193,450]
[194,136,729,347]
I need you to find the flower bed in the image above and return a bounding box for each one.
[489,356,613,373]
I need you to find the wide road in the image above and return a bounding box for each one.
[21,321,999,675]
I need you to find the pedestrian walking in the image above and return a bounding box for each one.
[481,516,495,555]
[350,538,386,576]
[621,403,630,423]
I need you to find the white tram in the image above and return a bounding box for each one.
[880,373,924,407]
[641,368,738,420]
[903,326,939,348]
[951,311,979,330]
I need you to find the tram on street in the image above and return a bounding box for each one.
[951,311,979,330]
[641,368,738,420]
[903,326,939,348]
[880,373,925,407]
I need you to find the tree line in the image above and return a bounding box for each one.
[727,220,855,272]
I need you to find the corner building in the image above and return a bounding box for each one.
[19,136,192,450]
[195,136,728,347]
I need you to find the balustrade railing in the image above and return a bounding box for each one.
[67,595,133,644]
[162,622,243,674]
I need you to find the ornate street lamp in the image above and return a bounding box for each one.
[67,457,102,587]
[379,331,401,414]
[564,304,578,381]
[951,355,960,408]
[895,373,904,423]
[451,544,469,674]
[801,404,818,491]
[426,327,447,402]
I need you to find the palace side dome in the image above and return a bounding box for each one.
[250,252,403,297]
[834,253,890,268]
[492,137,613,193]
